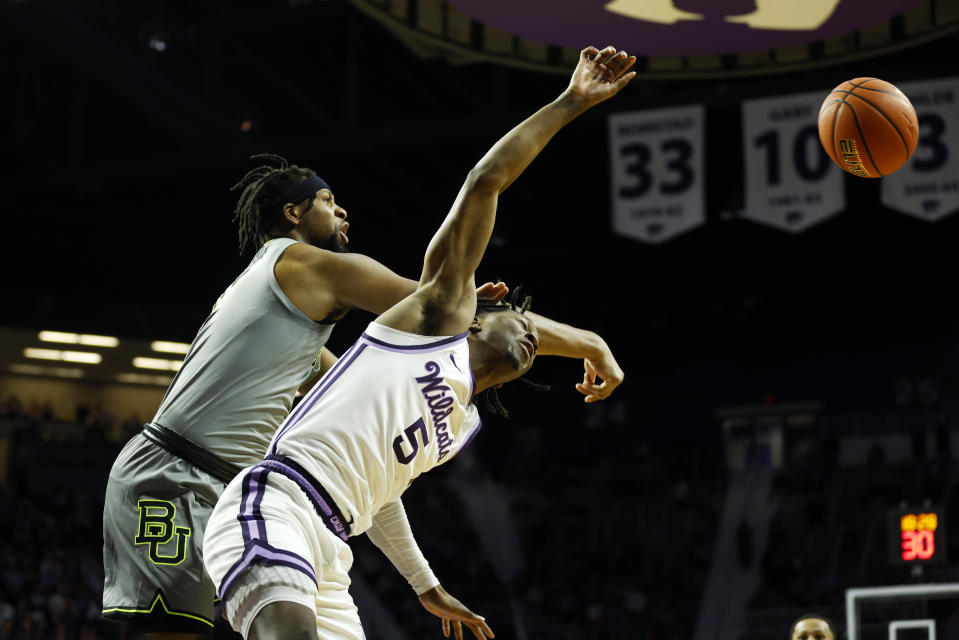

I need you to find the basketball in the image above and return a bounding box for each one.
[818,77,919,178]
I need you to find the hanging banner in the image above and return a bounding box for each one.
[608,105,704,244]
[880,77,959,222]
[741,91,845,232]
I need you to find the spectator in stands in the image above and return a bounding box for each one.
[789,613,837,640]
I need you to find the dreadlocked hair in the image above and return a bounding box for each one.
[476,286,551,419]
[230,153,317,255]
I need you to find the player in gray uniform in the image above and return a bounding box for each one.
[101,84,626,639]
[203,44,636,640]
[102,233,338,635]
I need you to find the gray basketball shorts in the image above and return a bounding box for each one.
[102,432,227,634]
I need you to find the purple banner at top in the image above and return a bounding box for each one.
[446,0,920,56]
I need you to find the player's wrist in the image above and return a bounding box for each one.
[556,88,592,116]
[411,571,441,595]
[570,329,606,360]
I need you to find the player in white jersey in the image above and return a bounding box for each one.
[203,44,636,640]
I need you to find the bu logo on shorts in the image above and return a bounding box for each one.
[134,499,192,565]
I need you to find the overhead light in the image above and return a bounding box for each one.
[151,341,191,354]
[9,363,85,379]
[62,351,103,363]
[117,372,173,386]
[24,348,102,364]
[78,334,119,347]
[24,348,62,361]
[133,357,183,371]
[38,331,119,347]
[38,331,77,343]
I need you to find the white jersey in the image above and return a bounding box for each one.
[267,321,482,536]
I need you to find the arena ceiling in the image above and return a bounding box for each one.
[354,0,959,77]
[3,0,959,387]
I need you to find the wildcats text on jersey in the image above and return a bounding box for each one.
[416,361,455,461]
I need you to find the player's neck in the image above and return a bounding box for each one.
[467,349,501,395]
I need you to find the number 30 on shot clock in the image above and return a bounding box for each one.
[887,506,946,565]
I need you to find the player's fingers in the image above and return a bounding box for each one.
[581,45,599,60]
[609,54,636,79]
[480,619,495,638]
[597,45,617,64]
[612,71,637,92]
[577,385,603,402]
[576,381,596,395]
[468,620,494,640]
[590,381,611,399]
[606,51,627,73]
[443,617,451,637]
[454,620,464,640]
[590,46,611,64]
[476,281,509,301]
[583,362,597,384]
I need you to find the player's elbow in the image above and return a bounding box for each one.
[465,164,507,196]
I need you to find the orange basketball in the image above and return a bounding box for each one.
[818,77,919,178]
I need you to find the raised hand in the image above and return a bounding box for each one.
[418,585,495,640]
[567,45,637,107]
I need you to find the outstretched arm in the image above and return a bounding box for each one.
[366,499,439,594]
[367,500,493,639]
[527,313,624,402]
[378,45,636,336]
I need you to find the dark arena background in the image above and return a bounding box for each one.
[3,1,959,638]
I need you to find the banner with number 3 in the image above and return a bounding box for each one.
[741,90,845,232]
[608,105,705,244]
[880,77,959,222]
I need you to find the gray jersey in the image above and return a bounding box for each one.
[153,237,334,467]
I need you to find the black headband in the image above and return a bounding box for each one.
[273,175,331,208]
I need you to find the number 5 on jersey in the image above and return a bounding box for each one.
[393,418,429,464]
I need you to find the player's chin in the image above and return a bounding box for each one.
[506,346,529,372]
[503,351,534,380]
[323,232,350,254]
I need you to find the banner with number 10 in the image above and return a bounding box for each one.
[741,90,845,232]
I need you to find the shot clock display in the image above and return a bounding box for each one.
[887,507,947,565]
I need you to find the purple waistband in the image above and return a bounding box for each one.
[260,454,350,542]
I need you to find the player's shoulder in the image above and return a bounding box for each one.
[277,242,363,270]
[276,240,325,264]
[275,242,379,289]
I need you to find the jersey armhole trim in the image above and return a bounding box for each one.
[267,240,332,329]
